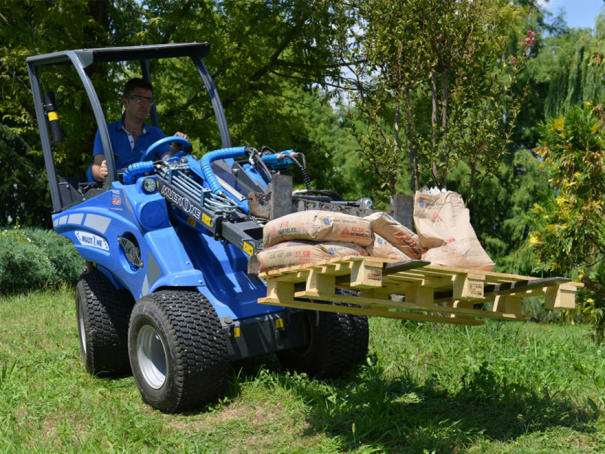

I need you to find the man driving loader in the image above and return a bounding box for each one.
[91,78,189,181]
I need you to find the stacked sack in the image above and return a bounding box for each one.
[251,190,494,273]
[253,210,424,273]
[254,211,371,272]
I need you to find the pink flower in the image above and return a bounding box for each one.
[527,30,535,38]
[521,42,525,47]
[463,76,467,80]
[465,54,471,58]
[436,35,442,40]
[511,57,516,64]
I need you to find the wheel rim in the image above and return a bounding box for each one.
[76,297,87,355]
[137,325,167,389]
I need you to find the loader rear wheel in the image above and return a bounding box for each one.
[276,301,369,378]
[75,268,135,377]
[128,290,229,413]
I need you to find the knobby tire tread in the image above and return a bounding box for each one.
[77,269,134,376]
[134,291,229,413]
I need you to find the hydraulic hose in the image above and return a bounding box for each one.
[123,161,155,185]
[200,146,247,195]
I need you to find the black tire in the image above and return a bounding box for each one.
[75,268,135,377]
[338,289,370,366]
[276,299,369,378]
[128,290,229,413]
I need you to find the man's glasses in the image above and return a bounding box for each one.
[127,95,155,105]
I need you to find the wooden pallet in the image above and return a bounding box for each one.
[257,257,583,326]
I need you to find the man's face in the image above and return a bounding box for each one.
[122,87,153,122]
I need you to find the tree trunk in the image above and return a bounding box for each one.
[392,104,399,197]
[430,71,439,185]
[440,71,449,189]
[405,89,419,194]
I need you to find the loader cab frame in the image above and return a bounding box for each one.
[26,43,232,213]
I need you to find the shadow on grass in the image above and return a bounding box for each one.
[226,353,596,453]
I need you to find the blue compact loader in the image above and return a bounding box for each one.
[26,43,375,413]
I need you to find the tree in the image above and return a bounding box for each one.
[0,0,357,226]
[337,0,535,206]
[0,123,50,226]
[529,104,605,338]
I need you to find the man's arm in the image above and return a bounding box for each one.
[92,154,108,182]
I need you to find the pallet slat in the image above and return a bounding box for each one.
[257,257,583,323]
[259,297,485,326]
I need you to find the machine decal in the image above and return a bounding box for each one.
[141,274,149,297]
[110,189,123,209]
[75,231,109,251]
[243,241,254,256]
[118,236,144,268]
[83,213,111,234]
[68,213,84,225]
[160,184,202,220]
[187,217,196,227]
[147,252,163,286]
[202,213,212,227]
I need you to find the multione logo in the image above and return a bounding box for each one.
[160,185,201,220]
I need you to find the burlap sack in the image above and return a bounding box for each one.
[263,210,372,248]
[365,233,412,261]
[413,191,477,249]
[364,211,422,259]
[255,241,367,272]
[422,238,495,271]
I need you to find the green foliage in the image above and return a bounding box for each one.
[340,0,535,207]
[0,123,51,227]
[0,0,355,225]
[0,226,84,294]
[529,104,605,338]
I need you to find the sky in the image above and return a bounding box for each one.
[540,0,604,29]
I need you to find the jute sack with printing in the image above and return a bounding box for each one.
[365,233,413,261]
[364,211,422,259]
[255,241,367,273]
[422,238,495,271]
[263,210,372,248]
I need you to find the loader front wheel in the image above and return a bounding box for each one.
[128,291,229,413]
[276,302,369,378]
[75,268,135,377]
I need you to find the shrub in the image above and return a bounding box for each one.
[0,226,84,294]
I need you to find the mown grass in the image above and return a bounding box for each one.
[1,288,605,453]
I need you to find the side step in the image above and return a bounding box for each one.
[257,257,583,326]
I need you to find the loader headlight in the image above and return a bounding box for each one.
[142,177,157,193]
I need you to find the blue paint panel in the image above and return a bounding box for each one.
[52,170,271,322]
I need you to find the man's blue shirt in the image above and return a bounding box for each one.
[93,118,171,169]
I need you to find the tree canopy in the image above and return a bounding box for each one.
[1,0,604,287]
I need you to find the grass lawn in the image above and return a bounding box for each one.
[1,287,605,453]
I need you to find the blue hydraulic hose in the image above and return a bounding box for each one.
[200,146,247,194]
[123,161,155,185]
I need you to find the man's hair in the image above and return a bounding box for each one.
[123,78,153,98]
